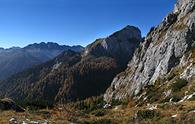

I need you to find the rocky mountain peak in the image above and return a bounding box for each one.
[24,42,63,50]
[109,25,142,41]
[83,25,142,66]
[104,0,195,103]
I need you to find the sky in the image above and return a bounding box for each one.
[0,0,176,48]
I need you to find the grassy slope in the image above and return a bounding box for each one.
[0,101,195,124]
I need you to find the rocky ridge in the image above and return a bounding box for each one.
[83,25,142,67]
[104,0,195,102]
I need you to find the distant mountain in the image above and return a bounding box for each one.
[24,42,83,52]
[0,26,142,103]
[0,48,4,52]
[0,42,83,80]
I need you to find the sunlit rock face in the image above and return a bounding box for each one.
[104,0,195,102]
[83,25,142,67]
[174,0,195,17]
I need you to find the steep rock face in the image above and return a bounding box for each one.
[104,0,195,102]
[83,26,142,67]
[174,0,195,17]
[0,26,142,103]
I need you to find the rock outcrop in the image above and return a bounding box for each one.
[83,25,142,67]
[104,0,195,102]
[0,98,25,112]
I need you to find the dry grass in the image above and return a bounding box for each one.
[154,29,167,46]
[173,21,188,31]
[0,101,195,124]
[191,50,195,62]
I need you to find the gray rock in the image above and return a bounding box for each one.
[104,0,195,102]
[83,25,142,66]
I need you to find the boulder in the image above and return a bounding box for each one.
[0,98,25,112]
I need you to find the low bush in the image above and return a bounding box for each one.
[111,98,129,106]
[81,119,116,124]
[189,95,195,101]
[171,95,182,102]
[16,99,54,110]
[147,91,162,103]
[74,96,105,112]
[171,78,188,92]
[167,73,176,81]
[91,109,106,117]
[137,109,160,119]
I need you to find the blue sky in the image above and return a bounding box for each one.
[0,0,176,48]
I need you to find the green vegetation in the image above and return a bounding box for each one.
[171,95,182,102]
[74,96,105,113]
[81,119,116,124]
[147,91,162,103]
[111,98,129,106]
[171,78,188,92]
[91,109,107,117]
[167,73,176,81]
[189,96,195,101]
[137,109,160,119]
[16,99,54,110]
[142,85,163,103]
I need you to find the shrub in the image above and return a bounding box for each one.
[171,78,188,92]
[137,109,160,119]
[81,119,116,124]
[171,95,182,102]
[91,109,106,117]
[16,99,54,110]
[160,95,182,103]
[111,98,130,106]
[127,100,136,108]
[75,96,105,112]
[160,97,171,103]
[111,99,122,106]
[147,91,162,103]
[189,95,195,101]
[167,73,176,81]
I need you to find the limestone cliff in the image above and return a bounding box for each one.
[104,0,195,102]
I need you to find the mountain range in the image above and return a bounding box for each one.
[0,26,142,103]
[0,42,83,80]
